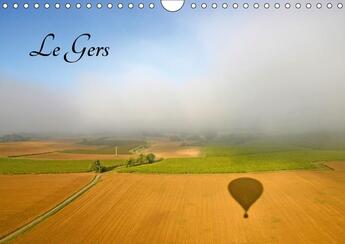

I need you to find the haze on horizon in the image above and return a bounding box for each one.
[1,8,345,136]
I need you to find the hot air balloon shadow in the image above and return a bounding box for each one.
[228,177,263,218]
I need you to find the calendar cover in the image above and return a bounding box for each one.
[0,1,344,243]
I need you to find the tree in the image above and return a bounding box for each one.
[126,153,157,167]
[146,153,156,163]
[90,160,105,173]
[137,154,147,164]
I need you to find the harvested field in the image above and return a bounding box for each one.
[0,140,136,161]
[14,164,345,243]
[23,152,130,160]
[325,161,345,171]
[0,140,96,157]
[146,139,201,158]
[0,173,93,238]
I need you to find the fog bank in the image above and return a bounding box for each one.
[1,11,345,135]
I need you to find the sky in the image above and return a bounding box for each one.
[0,1,345,135]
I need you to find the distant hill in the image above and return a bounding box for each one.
[0,134,31,142]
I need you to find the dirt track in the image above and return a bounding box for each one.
[13,164,345,244]
[0,173,93,238]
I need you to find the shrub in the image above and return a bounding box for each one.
[126,158,136,167]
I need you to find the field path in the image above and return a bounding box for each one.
[13,165,345,244]
[0,174,101,243]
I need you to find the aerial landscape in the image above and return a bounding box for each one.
[1,2,345,244]
[0,133,344,243]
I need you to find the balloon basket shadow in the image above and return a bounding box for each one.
[228,177,263,219]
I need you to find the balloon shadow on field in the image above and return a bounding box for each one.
[228,177,263,218]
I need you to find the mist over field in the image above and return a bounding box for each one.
[1,10,345,135]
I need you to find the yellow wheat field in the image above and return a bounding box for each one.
[13,163,345,244]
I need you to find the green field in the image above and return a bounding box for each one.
[119,144,345,174]
[0,158,124,174]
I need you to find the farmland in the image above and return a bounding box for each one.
[0,137,201,174]
[119,144,345,173]
[2,136,345,174]
[0,173,93,238]
[12,165,345,244]
[142,138,201,158]
[0,138,147,161]
[62,138,147,155]
[0,136,344,243]
[0,140,83,157]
